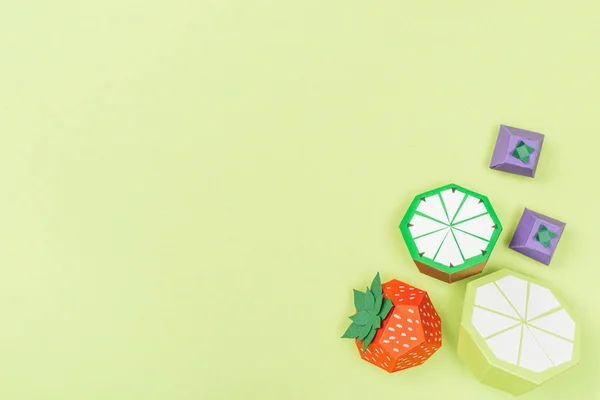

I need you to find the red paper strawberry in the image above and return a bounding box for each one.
[342,272,442,372]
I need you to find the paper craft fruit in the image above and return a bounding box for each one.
[458,269,580,395]
[509,208,566,265]
[490,124,545,178]
[341,272,442,372]
[399,183,502,283]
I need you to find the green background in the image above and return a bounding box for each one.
[1,1,598,399]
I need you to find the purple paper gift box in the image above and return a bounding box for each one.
[490,125,544,178]
[509,208,565,265]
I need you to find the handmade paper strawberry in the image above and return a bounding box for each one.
[342,272,442,372]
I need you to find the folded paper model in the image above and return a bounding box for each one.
[458,269,580,396]
[490,125,545,178]
[399,183,502,283]
[341,273,442,372]
[509,208,565,265]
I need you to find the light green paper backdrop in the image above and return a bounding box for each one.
[1,1,599,399]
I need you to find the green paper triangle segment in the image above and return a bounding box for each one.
[353,289,366,311]
[361,328,377,352]
[370,314,382,329]
[379,298,393,319]
[371,272,383,296]
[350,310,370,325]
[357,324,372,341]
[341,322,364,339]
[364,289,375,311]
[373,294,383,314]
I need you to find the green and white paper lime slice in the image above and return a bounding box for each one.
[400,184,502,278]
[459,270,580,395]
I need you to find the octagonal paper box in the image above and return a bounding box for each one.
[457,269,580,396]
[341,273,442,372]
[399,183,502,283]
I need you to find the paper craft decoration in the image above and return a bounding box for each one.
[490,125,545,178]
[342,273,442,372]
[399,183,502,283]
[509,208,565,265]
[457,269,580,396]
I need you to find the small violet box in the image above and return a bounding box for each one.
[490,125,544,178]
[509,208,565,265]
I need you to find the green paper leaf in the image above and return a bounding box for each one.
[373,294,383,314]
[370,314,381,329]
[364,289,375,311]
[341,322,363,339]
[357,324,372,341]
[361,328,378,352]
[353,289,366,311]
[371,272,383,297]
[378,298,394,319]
[350,310,370,326]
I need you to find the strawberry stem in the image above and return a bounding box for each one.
[341,272,394,352]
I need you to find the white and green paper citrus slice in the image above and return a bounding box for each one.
[458,269,580,395]
[399,183,502,283]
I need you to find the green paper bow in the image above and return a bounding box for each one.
[341,272,394,352]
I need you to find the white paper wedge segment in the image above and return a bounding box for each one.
[440,189,465,222]
[526,283,561,320]
[495,276,528,319]
[519,327,553,372]
[414,229,449,258]
[529,327,574,366]
[485,325,522,364]
[472,307,520,338]
[452,195,487,224]
[528,309,575,341]
[453,229,489,259]
[416,194,449,223]
[434,233,463,267]
[453,214,495,241]
[408,214,449,238]
[475,283,520,319]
